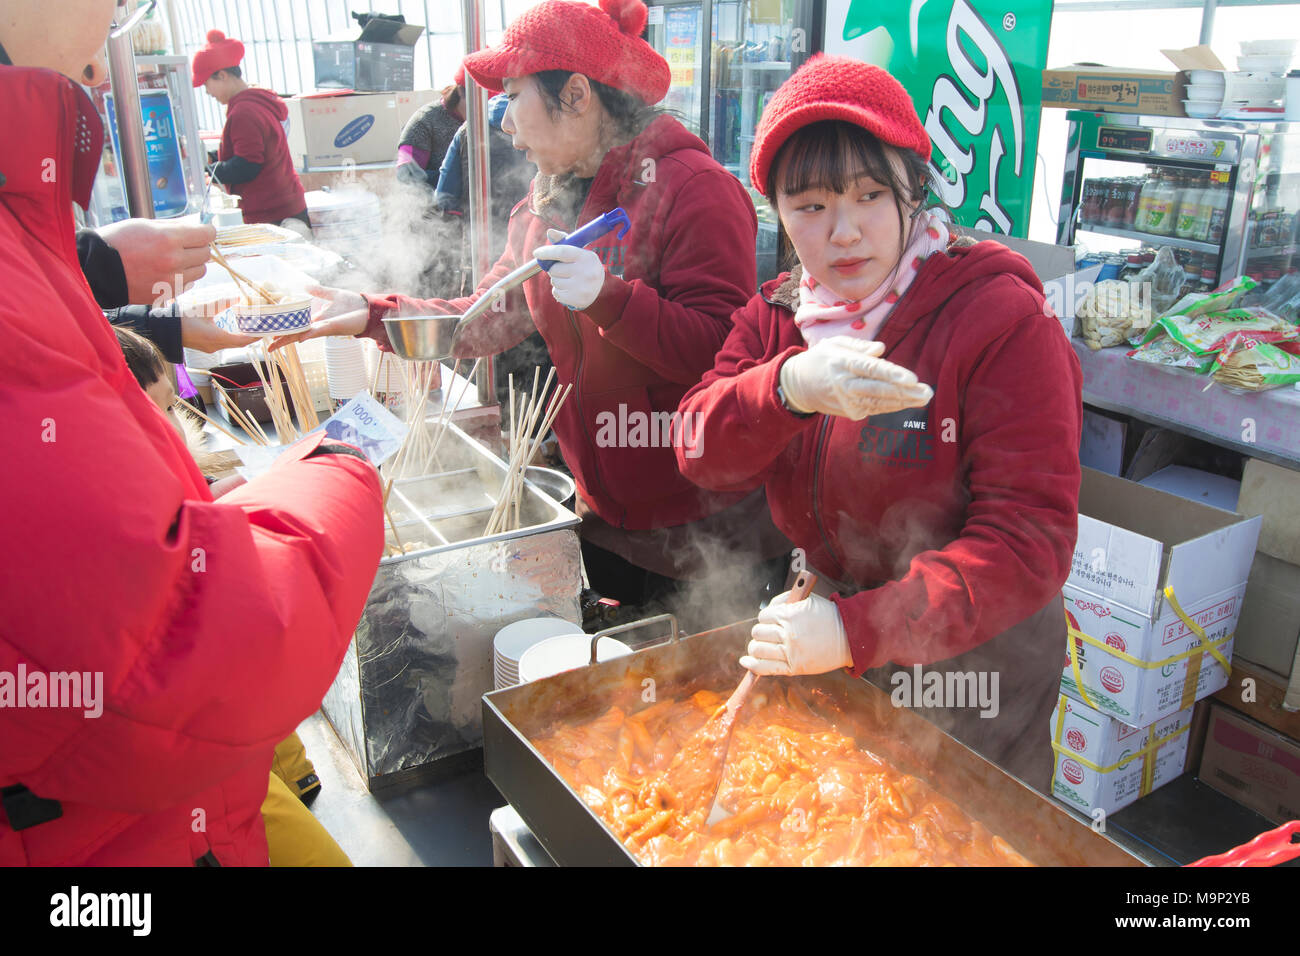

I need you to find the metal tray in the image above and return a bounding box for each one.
[483,618,1146,867]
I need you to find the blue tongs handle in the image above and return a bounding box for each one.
[538,208,632,272]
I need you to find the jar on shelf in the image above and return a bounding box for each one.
[1205,180,1230,244]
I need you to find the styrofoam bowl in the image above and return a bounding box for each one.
[518,635,633,684]
[1183,100,1220,118]
[1185,83,1224,99]
[1237,53,1292,72]
[1240,39,1296,57]
[1188,69,1226,86]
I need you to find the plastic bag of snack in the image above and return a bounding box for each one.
[1211,336,1300,391]
[1150,274,1259,327]
[1126,333,1216,372]
[1078,279,1153,350]
[1147,305,1298,355]
[1134,247,1186,315]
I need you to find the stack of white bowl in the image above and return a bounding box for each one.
[517,634,634,685]
[324,336,369,403]
[1184,69,1226,118]
[1238,39,1295,75]
[494,618,586,689]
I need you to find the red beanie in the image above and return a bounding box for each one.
[191,30,244,88]
[750,54,931,194]
[454,63,465,88]
[463,0,669,105]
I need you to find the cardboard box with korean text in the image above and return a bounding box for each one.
[285,92,399,170]
[1049,690,1193,816]
[1198,703,1300,824]
[1062,469,1262,728]
[1041,65,1187,116]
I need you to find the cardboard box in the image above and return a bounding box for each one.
[1198,703,1300,823]
[285,92,399,169]
[1237,458,1300,566]
[1050,690,1193,816]
[1137,465,1241,512]
[1080,410,1127,477]
[312,21,424,92]
[1234,552,1300,678]
[1041,65,1187,117]
[1062,469,1262,728]
[394,89,438,131]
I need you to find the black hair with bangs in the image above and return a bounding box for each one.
[764,120,930,208]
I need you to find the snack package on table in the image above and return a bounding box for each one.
[1127,333,1217,372]
[1141,305,1299,356]
[1211,336,1300,391]
[1078,279,1154,350]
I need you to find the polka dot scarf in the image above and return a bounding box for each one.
[794,210,950,346]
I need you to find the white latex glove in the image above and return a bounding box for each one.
[779,335,934,420]
[741,589,853,677]
[535,228,607,311]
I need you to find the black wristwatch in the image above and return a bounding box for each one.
[776,383,815,418]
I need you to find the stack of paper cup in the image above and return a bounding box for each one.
[324,336,369,402]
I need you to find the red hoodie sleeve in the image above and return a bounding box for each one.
[834,306,1083,673]
[676,295,818,493]
[580,167,758,384]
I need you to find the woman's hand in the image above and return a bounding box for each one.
[779,335,933,420]
[270,285,369,349]
[536,228,606,311]
[742,590,853,677]
[180,294,258,352]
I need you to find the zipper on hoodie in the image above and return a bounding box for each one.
[810,415,849,581]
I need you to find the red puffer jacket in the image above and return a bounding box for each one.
[678,242,1083,673]
[0,66,383,866]
[363,115,758,532]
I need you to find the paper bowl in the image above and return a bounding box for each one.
[1185,83,1224,99]
[234,295,313,335]
[1188,69,1226,86]
[1183,99,1220,117]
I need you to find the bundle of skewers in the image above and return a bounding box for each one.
[483,369,572,537]
[379,357,482,556]
[181,246,321,444]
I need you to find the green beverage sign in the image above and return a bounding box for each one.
[824,0,1053,237]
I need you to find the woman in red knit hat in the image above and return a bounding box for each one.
[193,30,309,230]
[288,0,789,624]
[677,55,1083,791]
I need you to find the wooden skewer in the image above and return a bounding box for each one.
[174,400,247,446]
[383,499,405,553]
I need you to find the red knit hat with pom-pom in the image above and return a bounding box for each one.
[463,0,669,105]
[191,30,245,88]
[750,54,931,194]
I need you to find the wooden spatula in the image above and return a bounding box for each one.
[652,570,817,827]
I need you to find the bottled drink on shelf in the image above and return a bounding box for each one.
[1175,172,1212,241]
[1103,178,1128,226]
[1205,180,1230,244]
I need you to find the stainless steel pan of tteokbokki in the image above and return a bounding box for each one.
[481,615,1146,867]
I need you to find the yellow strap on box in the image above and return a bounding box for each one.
[1051,696,1189,795]
[1063,587,1232,716]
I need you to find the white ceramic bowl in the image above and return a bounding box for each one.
[1237,53,1292,73]
[1240,39,1296,57]
[233,295,313,335]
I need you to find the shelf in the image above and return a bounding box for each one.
[1078,222,1222,255]
[1245,242,1298,257]
[1071,338,1300,467]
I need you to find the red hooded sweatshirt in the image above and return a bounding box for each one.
[678,242,1083,674]
[220,87,305,224]
[363,115,759,532]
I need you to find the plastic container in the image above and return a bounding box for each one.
[1238,54,1292,73]
[1183,99,1220,118]
[1145,173,1179,236]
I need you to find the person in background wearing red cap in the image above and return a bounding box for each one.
[677,55,1083,791]
[193,30,309,231]
[287,0,790,626]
